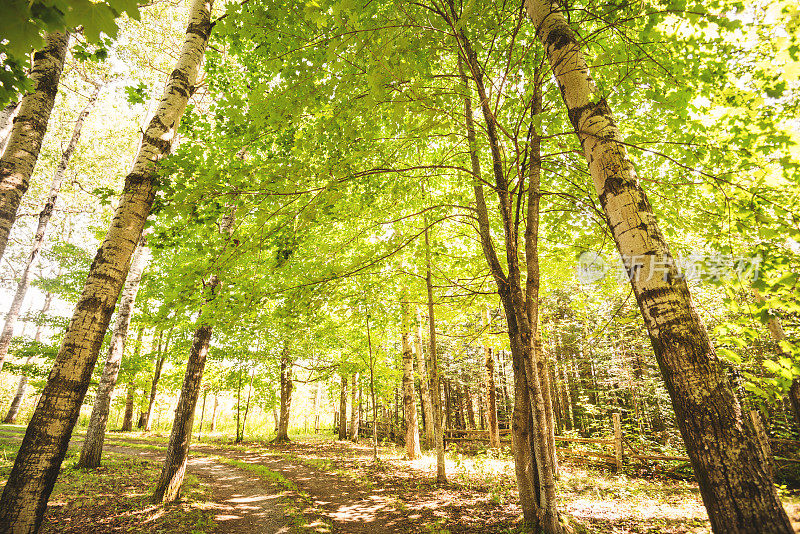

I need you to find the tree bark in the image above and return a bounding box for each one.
[144,328,171,432]
[424,224,446,483]
[338,373,348,440]
[413,307,435,449]
[210,393,219,432]
[523,1,791,531]
[366,315,378,461]
[483,309,501,449]
[275,344,293,442]
[78,240,148,467]
[349,372,360,441]
[120,381,136,432]
[0,31,69,264]
[151,321,213,503]
[401,300,422,459]
[242,369,254,441]
[455,27,560,528]
[790,380,800,437]
[0,83,101,374]
[0,3,212,530]
[0,101,20,156]
[313,383,322,434]
[152,196,233,503]
[755,289,800,436]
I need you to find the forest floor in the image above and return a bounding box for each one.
[1,424,799,533]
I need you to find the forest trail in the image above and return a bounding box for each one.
[191,441,415,534]
[0,426,292,534]
[0,426,432,533]
[104,444,292,534]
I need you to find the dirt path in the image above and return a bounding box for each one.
[193,443,414,534]
[3,427,417,533]
[0,427,290,534]
[106,444,290,534]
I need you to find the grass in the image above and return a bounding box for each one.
[0,442,216,534]
[100,436,333,533]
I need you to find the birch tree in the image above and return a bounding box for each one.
[0,2,213,531]
[78,238,149,468]
[0,31,69,263]
[0,81,103,371]
[401,299,421,459]
[523,0,792,531]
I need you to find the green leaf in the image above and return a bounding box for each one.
[64,0,119,42]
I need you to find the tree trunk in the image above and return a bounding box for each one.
[523,1,791,531]
[349,372,359,441]
[424,224,446,483]
[78,241,148,467]
[235,368,243,442]
[0,3,212,529]
[152,198,234,503]
[313,383,322,434]
[0,101,20,156]
[198,389,207,442]
[338,373,348,440]
[210,393,219,432]
[242,369,254,441]
[367,315,378,461]
[120,381,136,432]
[790,380,800,437]
[275,344,293,443]
[464,383,476,430]
[483,309,501,448]
[0,82,101,372]
[151,321,214,503]
[401,300,422,459]
[455,29,560,528]
[413,307,435,449]
[144,328,171,432]
[0,31,69,265]
[3,290,55,424]
[755,289,800,436]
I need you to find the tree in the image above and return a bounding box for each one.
[152,200,235,503]
[275,344,294,443]
[483,306,500,450]
[522,0,793,531]
[0,31,69,265]
[0,1,213,530]
[78,239,148,468]
[401,299,421,459]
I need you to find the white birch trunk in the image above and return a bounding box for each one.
[523,1,792,531]
[78,238,149,468]
[0,32,69,263]
[0,82,103,371]
[0,3,213,531]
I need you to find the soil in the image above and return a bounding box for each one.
[105,444,291,534]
